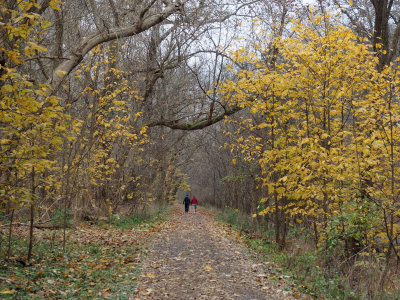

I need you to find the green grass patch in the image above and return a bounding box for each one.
[110,207,168,230]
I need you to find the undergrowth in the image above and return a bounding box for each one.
[215,207,400,300]
[110,208,167,230]
[0,207,169,299]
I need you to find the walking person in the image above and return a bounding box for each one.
[183,194,190,213]
[191,195,199,213]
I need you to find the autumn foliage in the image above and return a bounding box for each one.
[220,12,400,287]
[0,0,187,264]
[2,0,400,298]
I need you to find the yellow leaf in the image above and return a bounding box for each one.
[204,265,212,270]
[2,84,14,92]
[140,126,148,135]
[1,290,14,294]
[55,70,67,77]
[49,0,61,10]
[279,176,288,182]
[146,273,155,278]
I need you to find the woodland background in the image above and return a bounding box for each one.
[1,0,400,298]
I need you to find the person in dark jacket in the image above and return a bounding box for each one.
[183,194,191,213]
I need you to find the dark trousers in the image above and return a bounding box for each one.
[184,204,190,213]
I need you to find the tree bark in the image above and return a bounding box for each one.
[6,209,14,259]
[27,168,35,262]
[371,0,392,69]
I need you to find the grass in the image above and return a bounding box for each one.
[0,207,169,299]
[110,207,168,230]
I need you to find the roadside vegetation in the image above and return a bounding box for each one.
[212,206,400,300]
[0,207,168,298]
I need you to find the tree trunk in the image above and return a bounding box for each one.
[274,189,280,246]
[27,167,35,262]
[371,0,391,70]
[6,209,14,259]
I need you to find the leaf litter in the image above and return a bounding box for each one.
[0,213,167,299]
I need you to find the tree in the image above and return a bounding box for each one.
[219,10,400,271]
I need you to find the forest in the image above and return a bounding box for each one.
[1,0,400,299]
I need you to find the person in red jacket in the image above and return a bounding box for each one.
[191,196,199,213]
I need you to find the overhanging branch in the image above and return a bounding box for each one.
[147,106,242,130]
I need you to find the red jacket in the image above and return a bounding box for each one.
[191,196,199,205]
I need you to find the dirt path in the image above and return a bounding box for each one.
[133,204,298,300]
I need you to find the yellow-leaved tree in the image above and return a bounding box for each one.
[219,11,400,279]
[0,0,78,260]
[62,42,149,220]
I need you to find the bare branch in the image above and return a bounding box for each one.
[49,1,183,93]
[140,0,158,20]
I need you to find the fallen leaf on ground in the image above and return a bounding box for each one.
[146,273,155,278]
